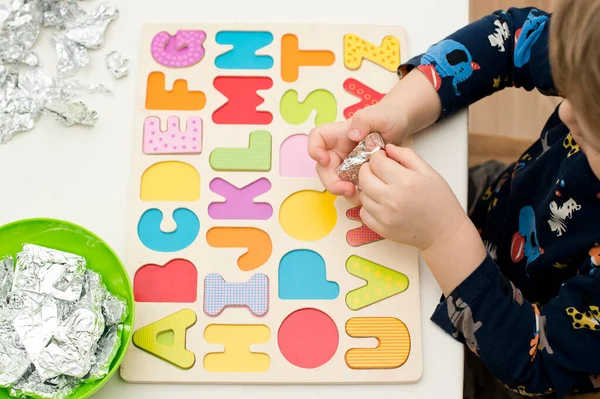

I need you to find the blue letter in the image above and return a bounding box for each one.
[215,31,274,70]
[137,208,200,252]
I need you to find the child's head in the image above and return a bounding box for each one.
[550,0,600,177]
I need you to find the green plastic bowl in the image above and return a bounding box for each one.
[0,218,134,399]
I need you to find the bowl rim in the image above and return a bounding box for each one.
[0,217,135,399]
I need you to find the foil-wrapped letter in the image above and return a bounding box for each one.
[13,244,86,302]
[335,132,386,187]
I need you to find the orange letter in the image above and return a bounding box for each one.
[281,34,335,82]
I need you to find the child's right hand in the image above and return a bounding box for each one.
[308,101,409,200]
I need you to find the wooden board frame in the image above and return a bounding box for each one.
[121,22,423,385]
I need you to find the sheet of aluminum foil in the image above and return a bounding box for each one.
[12,294,60,380]
[0,257,15,302]
[335,132,386,187]
[13,244,86,302]
[10,368,80,399]
[0,339,30,386]
[84,324,121,381]
[0,307,30,387]
[52,33,90,78]
[44,100,98,126]
[0,308,23,350]
[5,290,47,321]
[64,2,118,50]
[84,270,127,325]
[102,292,127,326]
[0,66,108,144]
[38,307,101,378]
[0,0,44,66]
[43,0,86,30]
[104,50,128,79]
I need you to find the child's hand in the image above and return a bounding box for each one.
[358,144,469,251]
[308,102,408,200]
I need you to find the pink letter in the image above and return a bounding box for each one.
[208,178,272,220]
[151,30,206,68]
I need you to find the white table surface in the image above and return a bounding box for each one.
[0,0,468,397]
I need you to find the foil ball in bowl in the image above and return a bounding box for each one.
[0,218,134,399]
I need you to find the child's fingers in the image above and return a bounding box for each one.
[368,150,409,184]
[359,190,380,211]
[348,105,391,142]
[385,144,433,175]
[307,127,332,166]
[316,161,356,197]
[308,121,349,166]
[345,191,362,207]
[359,205,385,236]
[358,163,386,200]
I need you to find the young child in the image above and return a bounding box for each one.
[308,2,600,398]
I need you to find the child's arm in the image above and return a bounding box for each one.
[360,146,600,397]
[427,250,600,397]
[398,7,556,121]
[309,7,556,198]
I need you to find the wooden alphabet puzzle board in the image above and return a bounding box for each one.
[121,23,423,384]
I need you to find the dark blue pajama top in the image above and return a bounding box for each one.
[401,7,600,398]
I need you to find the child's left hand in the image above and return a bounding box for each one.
[358,144,470,251]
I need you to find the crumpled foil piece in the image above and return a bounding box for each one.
[43,0,86,29]
[0,257,15,302]
[84,270,127,326]
[84,324,121,381]
[0,339,30,387]
[38,307,102,378]
[12,294,60,380]
[104,50,128,79]
[0,306,23,350]
[0,4,10,25]
[335,132,386,187]
[38,269,106,379]
[10,368,80,399]
[102,293,127,326]
[13,244,86,302]
[0,0,44,66]
[5,290,47,321]
[0,307,30,387]
[52,33,89,78]
[45,100,98,126]
[0,66,108,143]
[64,2,118,50]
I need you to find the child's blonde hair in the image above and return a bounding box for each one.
[550,0,600,130]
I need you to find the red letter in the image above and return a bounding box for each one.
[343,78,384,119]
[212,76,273,124]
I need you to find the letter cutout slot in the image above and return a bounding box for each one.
[212,76,273,125]
[345,317,411,369]
[204,273,269,317]
[215,31,274,70]
[146,71,206,110]
[143,116,202,155]
[208,178,272,220]
[204,324,271,372]
[206,227,272,271]
[137,208,200,253]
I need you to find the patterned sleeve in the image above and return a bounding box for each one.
[432,254,600,397]
[399,7,557,119]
